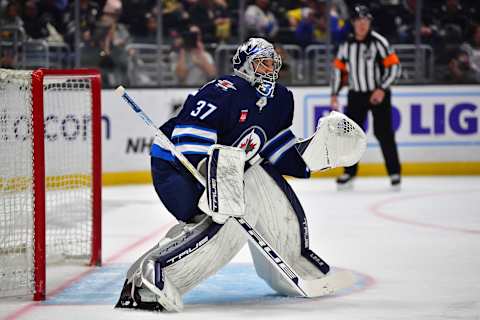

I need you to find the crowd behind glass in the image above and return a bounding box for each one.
[1,0,479,87]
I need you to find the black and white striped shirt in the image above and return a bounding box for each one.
[331,30,401,95]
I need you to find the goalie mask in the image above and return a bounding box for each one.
[232,38,282,98]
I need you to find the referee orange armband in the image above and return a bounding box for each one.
[333,58,347,71]
[383,53,400,67]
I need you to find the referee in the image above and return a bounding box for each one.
[330,4,401,189]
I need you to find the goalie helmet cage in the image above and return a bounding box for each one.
[0,68,102,301]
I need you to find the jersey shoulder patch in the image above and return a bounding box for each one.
[215,75,250,92]
[215,79,237,91]
[197,76,245,96]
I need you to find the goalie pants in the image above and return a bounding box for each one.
[345,90,401,176]
[151,157,205,222]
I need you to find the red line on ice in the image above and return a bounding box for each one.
[369,190,480,235]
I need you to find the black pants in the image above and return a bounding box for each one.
[344,90,401,176]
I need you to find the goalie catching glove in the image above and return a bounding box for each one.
[301,111,367,171]
[198,145,246,224]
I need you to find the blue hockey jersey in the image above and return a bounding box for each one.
[151,75,310,178]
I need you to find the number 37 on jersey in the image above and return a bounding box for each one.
[190,100,217,120]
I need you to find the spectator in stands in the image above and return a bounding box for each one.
[287,0,348,28]
[129,1,189,43]
[161,0,189,38]
[0,1,24,29]
[119,0,156,38]
[333,0,349,20]
[212,0,231,43]
[290,4,323,46]
[448,24,480,83]
[81,0,131,87]
[62,0,100,49]
[395,0,438,45]
[245,0,279,40]
[436,0,469,44]
[187,0,231,43]
[170,24,217,85]
[0,1,24,69]
[131,11,158,44]
[22,1,51,40]
[369,1,398,41]
[288,0,349,46]
[20,0,64,43]
[287,2,314,30]
[38,0,68,37]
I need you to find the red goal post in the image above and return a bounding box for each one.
[0,68,102,301]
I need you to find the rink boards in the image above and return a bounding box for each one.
[96,85,480,184]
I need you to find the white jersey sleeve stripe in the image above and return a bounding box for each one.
[268,137,296,164]
[175,143,211,155]
[262,127,292,150]
[172,125,217,143]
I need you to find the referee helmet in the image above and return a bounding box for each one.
[351,5,373,20]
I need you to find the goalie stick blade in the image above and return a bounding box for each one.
[301,270,356,298]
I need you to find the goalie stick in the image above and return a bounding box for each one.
[115,86,354,298]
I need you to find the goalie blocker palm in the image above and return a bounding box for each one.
[301,111,367,171]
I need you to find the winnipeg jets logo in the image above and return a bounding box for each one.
[216,79,237,91]
[234,126,267,161]
[240,136,257,154]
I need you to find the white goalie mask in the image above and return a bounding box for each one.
[232,38,282,97]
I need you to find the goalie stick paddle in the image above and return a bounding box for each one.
[115,86,350,298]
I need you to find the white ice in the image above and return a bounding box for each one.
[1,176,479,320]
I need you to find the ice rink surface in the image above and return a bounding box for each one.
[1,176,479,320]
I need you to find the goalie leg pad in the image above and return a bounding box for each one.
[117,218,212,312]
[119,205,259,311]
[245,163,330,296]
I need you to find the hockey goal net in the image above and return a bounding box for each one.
[0,69,101,300]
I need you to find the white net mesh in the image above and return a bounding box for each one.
[0,69,96,298]
[0,70,35,297]
[43,76,93,260]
